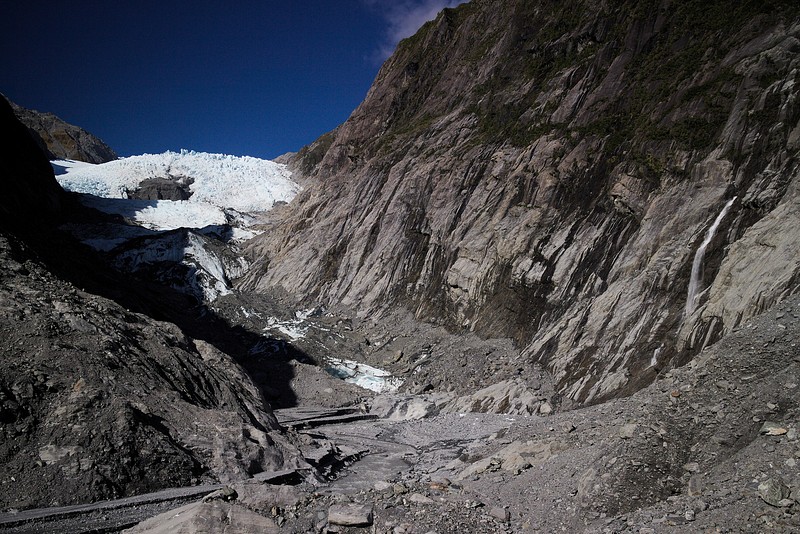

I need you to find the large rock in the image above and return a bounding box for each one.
[328,503,374,527]
[457,439,568,479]
[370,394,440,420]
[438,378,544,415]
[128,177,193,201]
[123,500,279,534]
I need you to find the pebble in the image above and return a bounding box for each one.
[619,424,637,439]
[488,506,510,522]
[683,462,700,473]
[688,475,704,496]
[374,481,393,492]
[408,493,435,505]
[759,421,787,435]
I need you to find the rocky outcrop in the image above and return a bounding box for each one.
[6,95,117,163]
[0,96,64,227]
[0,229,303,510]
[243,0,800,406]
[128,177,193,200]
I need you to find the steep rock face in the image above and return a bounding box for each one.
[0,96,63,226]
[244,0,800,406]
[7,96,117,163]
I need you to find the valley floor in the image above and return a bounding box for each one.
[2,292,798,533]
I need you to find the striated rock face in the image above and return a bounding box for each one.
[243,0,800,406]
[6,95,117,164]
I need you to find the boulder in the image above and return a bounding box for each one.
[328,503,374,527]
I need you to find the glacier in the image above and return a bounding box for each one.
[52,150,300,235]
[51,150,301,303]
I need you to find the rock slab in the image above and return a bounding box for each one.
[328,503,374,527]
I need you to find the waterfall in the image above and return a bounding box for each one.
[685,197,737,316]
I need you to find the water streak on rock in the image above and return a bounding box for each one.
[685,197,737,316]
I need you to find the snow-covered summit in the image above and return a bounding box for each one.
[53,149,300,213]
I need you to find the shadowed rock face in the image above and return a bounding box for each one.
[7,96,117,164]
[0,96,64,227]
[243,0,800,406]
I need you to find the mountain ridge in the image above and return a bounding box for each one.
[7,96,117,164]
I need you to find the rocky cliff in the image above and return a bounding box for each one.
[7,96,117,164]
[243,0,800,406]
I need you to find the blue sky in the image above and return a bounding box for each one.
[1,1,466,159]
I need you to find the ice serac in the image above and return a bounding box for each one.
[244,0,800,406]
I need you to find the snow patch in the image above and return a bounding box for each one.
[262,309,323,341]
[264,317,309,341]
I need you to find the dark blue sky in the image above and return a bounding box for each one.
[1,1,466,160]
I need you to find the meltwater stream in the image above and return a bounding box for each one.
[685,197,737,316]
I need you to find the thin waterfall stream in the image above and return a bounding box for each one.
[685,197,737,316]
